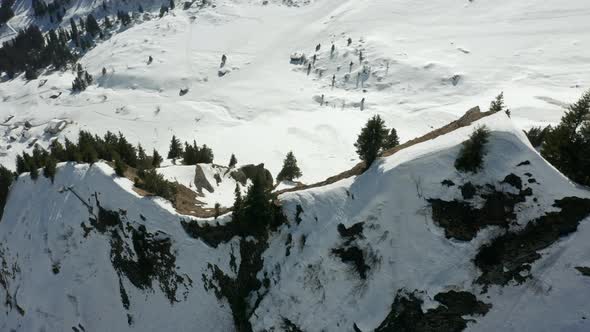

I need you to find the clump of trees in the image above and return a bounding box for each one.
[182,141,214,165]
[276,151,302,182]
[541,90,590,186]
[13,130,180,202]
[231,175,282,236]
[355,115,398,167]
[525,125,552,148]
[0,0,15,26]
[166,136,214,165]
[454,126,491,173]
[0,25,74,78]
[72,64,93,92]
[0,164,14,218]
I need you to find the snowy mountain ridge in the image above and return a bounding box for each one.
[1,111,590,331]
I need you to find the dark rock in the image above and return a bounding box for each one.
[441,179,455,187]
[194,165,215,194]
[502,173,522,190]
[575,266,590,277]
[375,289,491,332]
[230,163,274,189]
[475,197,590,288]
[331,246,370,279]
[460,182,476,199]
[517,160,531,167]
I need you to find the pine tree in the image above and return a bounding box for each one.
[114,156,127,177]
[50,140,66,161]
[70,18,79,46]
[542,90,590,185]
[276,151,302,182]
[16,155,27,174]
[232,183,243,222]
[137,144,150,171]
[382,128,400,150]
[0,164,14,218]
[489,92,505,113]
[152,149,163,168]
[354,115,388,167]
[228,153,237,168]
[214,202,220,219]
[86,14,100,36]
[43,156,57,183]
[167,135,183,159]
[455,126,490,173]
[241,174,273,235]
[29,162,39,180]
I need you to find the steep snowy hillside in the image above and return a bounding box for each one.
[0,162,237,331]
[252,112,590,331]
[3,111,589,331]
[2,0,589,183]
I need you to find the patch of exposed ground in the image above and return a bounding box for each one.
[475,197,590,288]
[429,178,532,241]
[374,290,491,332]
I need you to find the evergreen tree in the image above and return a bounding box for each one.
[232,183,243,222]
[455,126,490,173]
[79,17,85,32]
[354,115,388,167]
[114,156,127,177]
[0,0,15,25]
[16,155,27,174]
[241,174,272,235]
[159,5,168,18]
[167,135,183,159]
[542,90,590,185]
[489,92,506,113]
[276,151,302,182]
[382,128,400,150]
[50,140,66,161]
[152,149,163,168]
[85,14,100,36]
[0,164,14,218]
[214,202,220,219]
[169,0,175,9]
[228,153,237,168]
[43,156,57,183]
[29,162,39,180]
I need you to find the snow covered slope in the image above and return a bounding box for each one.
[2,0,590,183]
[3,112,589,331]
[253,112,590,331]
[0,162,237,331]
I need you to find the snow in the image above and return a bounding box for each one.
[253,113,590,331]
[0,162,237,332]
[2,0,590,331]
[2,0,589,184]
[157,163,247,208]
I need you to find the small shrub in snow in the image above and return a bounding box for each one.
[454,125,491,173]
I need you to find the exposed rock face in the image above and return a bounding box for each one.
[374,290,491,332]
[230,164,274,189]
[194,165,215,194]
